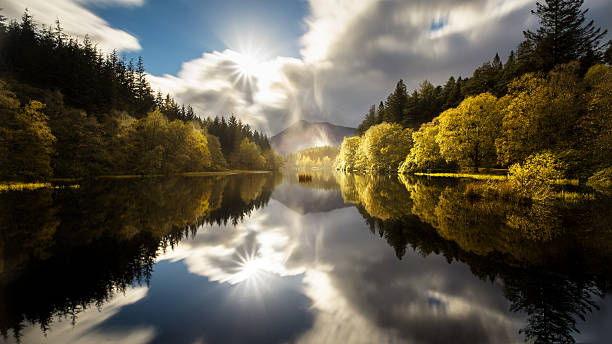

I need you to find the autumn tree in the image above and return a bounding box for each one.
[206,133,228,170]
[229,137,266,170]
[496,64,583,166]
[335,136,362,171]
[436,93,501,170]
[579,64,612,180]
[0,82,55,180]
[399,120,454,173]
[360,123,413,172]
[47,102,108,178]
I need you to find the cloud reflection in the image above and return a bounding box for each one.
[11,287,154,344]
[155,195,524,343]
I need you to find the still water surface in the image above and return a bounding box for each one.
[1,172,612,343]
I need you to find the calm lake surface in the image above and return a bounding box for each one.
[1,172,612,344]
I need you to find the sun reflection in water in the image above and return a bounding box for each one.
[234,253,265,283]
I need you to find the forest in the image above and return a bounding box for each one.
[338,0,611,194]
[0,11,282,181]
[284,146,339,169]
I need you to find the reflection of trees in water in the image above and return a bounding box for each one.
[204,173,280,226]
[0,173,277,340]
[338,173,412,221]
[284,169,341,191]
[504,271,604,344]
[339,173,612,344]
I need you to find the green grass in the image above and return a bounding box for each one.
[86,170,273,179]
[413,172,580,186]
[553,179,580,186]
[414,172,508,181]
[0,182,79,192]
[1,170,271,192]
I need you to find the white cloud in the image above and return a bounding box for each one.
[147,49,317,134]
[7,0,609,134]
[1,0,142,52]
[80,0,146,7]
[147,0,549,134]
[14,287,154,344]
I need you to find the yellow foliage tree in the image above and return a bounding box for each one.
[229,137,266,170]
[581,64,612,171]
[436,93,501,170]
[335,136,362,171]
[496,66,582,166]
[0,83,55,180]
[399,120,453,173]
[360,122,413,172]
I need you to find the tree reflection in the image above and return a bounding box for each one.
[0,173,277,340]
[338,173,612,344]
[338,174,412,221]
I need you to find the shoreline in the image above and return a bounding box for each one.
[0,170,274,192]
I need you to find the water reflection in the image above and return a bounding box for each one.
[339,173,612,343]
[0,174,279,342]
[1,172,611,343]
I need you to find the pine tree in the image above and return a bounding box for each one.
[376,102,385,124]
[605,42,612,65]
[497,51,518,95]
[492,53,503,70]
[523,0,608,71]
[0,9,6,31]
[356,105,376,135]
[442,76,461,109]
[383,79,407,124]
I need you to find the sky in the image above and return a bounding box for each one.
[2,0,611,134]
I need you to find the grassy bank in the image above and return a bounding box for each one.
[0,182,80,193]
[1,170,273,193]
[414,172,508,181]
[413,172,580,186]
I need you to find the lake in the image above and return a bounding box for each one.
[1,172,611,344]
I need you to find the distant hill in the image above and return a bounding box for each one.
[271,120,356,154]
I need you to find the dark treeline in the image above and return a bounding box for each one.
[356,0,611,135]
[202,116,283,171]
[0,11,281,180]
[0,173,279,340]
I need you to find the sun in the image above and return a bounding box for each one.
[228,247,267,284]
[238,258,263,280]
[234,53,261,79]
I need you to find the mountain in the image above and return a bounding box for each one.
[271,120,356,154]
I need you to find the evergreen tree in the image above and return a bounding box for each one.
[605,42,612,65]
[356,105,376,135]
[383,80,408,124]
[376,101,385,124]
[443,76,462,109]
[523,0,608,71]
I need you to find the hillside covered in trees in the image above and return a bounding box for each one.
[338,0,611,190]
[0,11,282,181]
[284,146,339,169]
